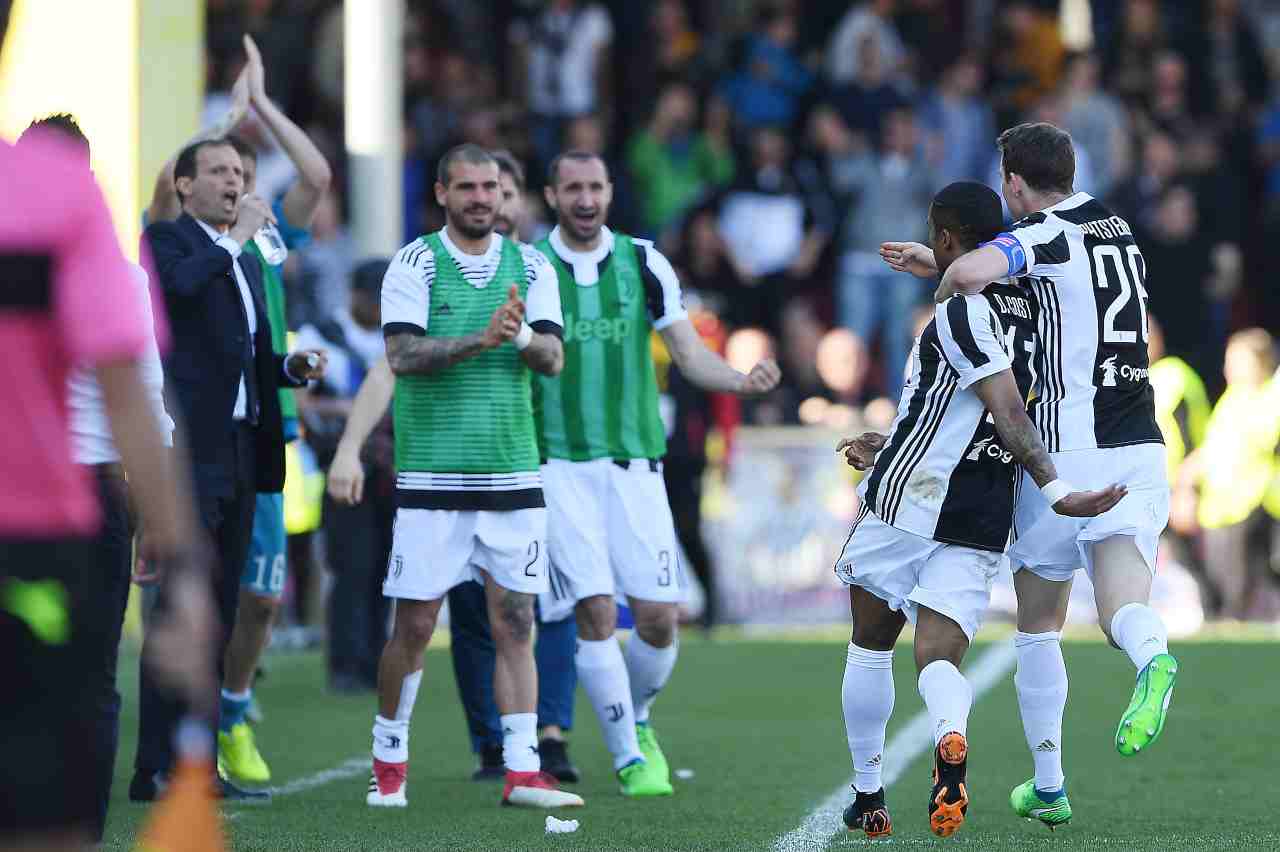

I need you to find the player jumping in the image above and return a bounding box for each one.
[839,182,1124,838]
[882,122,1177,829]
[535,150,780,796]
[364,143,581,810]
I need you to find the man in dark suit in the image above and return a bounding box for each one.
[131,137,326,801]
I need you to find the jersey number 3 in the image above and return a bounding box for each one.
[1093,244,1149,345]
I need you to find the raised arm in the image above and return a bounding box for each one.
[327,358,395,505]
[147,70,250,224]
[243,35,331,228]
[934,244,1010,303]
[659,319,780,396]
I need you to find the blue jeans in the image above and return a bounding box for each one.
[447,581,578,752]
[839,253,931,400]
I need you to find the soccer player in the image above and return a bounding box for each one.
[366,143,582,809]
[534,150,780,797]
[327,151,583,783]
[839,181,1124,838]
[881,122,1176,828]
[145,35,331,787]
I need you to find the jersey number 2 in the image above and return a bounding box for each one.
[1093,244,1149,344]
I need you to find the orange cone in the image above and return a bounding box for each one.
[134,758,226,852]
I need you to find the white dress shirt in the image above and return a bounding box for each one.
[67,263,174,464]
[195,218,257,420]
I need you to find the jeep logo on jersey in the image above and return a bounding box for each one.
[615,268,637,303]
[564,315,633,344]
[966,435,1014,464]
[1099,355,1148,388]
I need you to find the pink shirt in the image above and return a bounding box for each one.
[0,135,152,537]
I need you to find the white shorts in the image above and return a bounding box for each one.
[538,458,686,623]
[834,507,1004,642]
[382,508,548,601]
[1008,443,1170,583]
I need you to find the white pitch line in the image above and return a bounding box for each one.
[771,641,1018,852]
[266,756,370,797]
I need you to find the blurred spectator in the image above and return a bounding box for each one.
[1061,51,1131,198]
[831,108,938,399]
[1142,50,1195,139]
[1175,329,1280,620]
[627,82,735,236]
[510,0,614,168]
[827,0,905,85]
[987,1,1066,129]
[1179,0,1269,117]
[1141,185,1226,388]
[629,0,708,98]
[288,189,355,329]
[296,261,395,692]
[719,4,814,131]
[714,126,832,330]
[827,31,910,146]
[1108,131,1180,235]
[1102,0,1169,110]
[919,53,994,185]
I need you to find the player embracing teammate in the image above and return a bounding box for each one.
[858,122,1178,835]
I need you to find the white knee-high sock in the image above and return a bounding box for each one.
[623,634,678,723]
[1110,602,1169,673]
[371,669,422,763]
[916,660,972,745]
[500,712,540,773]
[842,643,895,794]
[576,637,644,769]
[1014,631,1068,792]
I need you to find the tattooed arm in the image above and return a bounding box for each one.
[971,370,1127,518]
[518,330,564,376]
[384,294,521,376]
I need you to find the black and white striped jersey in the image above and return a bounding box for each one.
[861,284,1040,552]
[998,192,1162,452]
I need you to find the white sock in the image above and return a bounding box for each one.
[917,660,972,745]
[500,712,540,773]
[395,669,422,721]
[372,715,409,763]
[842,643,894,794]
[576,637,644,769]
[624,633,678,724]
[1109,602,1169,673]
[1014,631,1068,791]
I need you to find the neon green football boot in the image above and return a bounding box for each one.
[635,722,670,781]
[1010,779,1071,829]
[1116,652,1179,756]
[217,721,271,785]
[618,758,673,797]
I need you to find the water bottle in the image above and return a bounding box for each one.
[253,220,288,266]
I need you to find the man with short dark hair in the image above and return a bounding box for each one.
[882,121,1176,829]
[838,181,1123,839]
[365,142,581,810]
[534,149,779,797]
[131,136,326,803]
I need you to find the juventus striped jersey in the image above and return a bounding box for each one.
[861,284,1039,552]
[995,192,1162,451]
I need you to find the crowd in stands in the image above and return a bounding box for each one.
[201,0,1280,626]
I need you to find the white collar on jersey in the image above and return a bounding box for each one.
[1038,191,1092,215]
[549,224,613,266]
[439,227,502,268]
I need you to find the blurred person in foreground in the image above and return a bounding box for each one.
[532,149,779,795]
[327,152,584,783]
[836,182,1123,840]
[0,3,210,844]
[146,34,332,787]
[19,114,174,846]
[131,134,326,804]
[363,144,579,810]
[1173,329,1280,620]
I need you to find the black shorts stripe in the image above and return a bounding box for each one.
[395,487,545,511]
